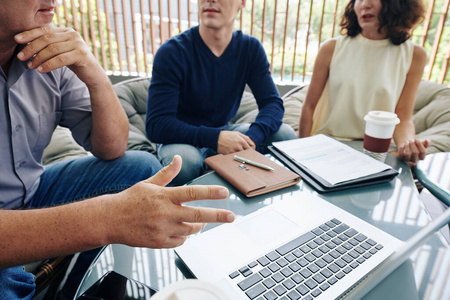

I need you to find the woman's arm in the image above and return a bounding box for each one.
[299,39,336,137]
[393,44,430,163]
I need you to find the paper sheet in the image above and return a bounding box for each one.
[273,135,392,185]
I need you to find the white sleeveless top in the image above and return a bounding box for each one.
[311,34,414,139]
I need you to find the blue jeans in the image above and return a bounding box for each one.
[158,123,297,186]
[0,150,162,300]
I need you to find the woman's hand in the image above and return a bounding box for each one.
[397,139,430,164]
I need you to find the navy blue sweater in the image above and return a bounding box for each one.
[146,26,284,151]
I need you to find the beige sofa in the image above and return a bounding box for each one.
[43,78,450,164]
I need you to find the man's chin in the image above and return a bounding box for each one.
[22,22,55,32]
[34,13,56,27]
[200,21,222,31]
[39,22,56,28]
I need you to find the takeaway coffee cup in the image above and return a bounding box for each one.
[363,111,400,161]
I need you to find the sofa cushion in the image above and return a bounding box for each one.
[230,91,258,124]
[42,126,89,165]
[281,85,308,134]
[113,77,156,155]
[413,81,450,153]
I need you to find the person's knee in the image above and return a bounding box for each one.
[174,152,205,185]
[126,151,161,171]
[273,123,297,141]
[158,145,205,185]
[158,144,203,167]
[118,151,162,179]
[172,160,204,186]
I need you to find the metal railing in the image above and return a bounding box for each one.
[54,0,450,85]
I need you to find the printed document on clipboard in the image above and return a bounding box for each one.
[268,134,399,193]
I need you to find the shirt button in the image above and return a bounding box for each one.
[15,125,22,131]
[18,161,26,167]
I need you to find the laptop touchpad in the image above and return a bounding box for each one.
[236,209,299,246]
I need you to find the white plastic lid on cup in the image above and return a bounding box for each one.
[364,111,400,139]
[363,111,400,126]
[150,279,231,300]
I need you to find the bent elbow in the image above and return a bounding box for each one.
[91,143,127,161]
[146,120,163,143]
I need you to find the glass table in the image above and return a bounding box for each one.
[416,152,450,206]
[75,147,450,299]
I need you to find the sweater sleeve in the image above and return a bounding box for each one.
[245,39,284,145]
[145,43,221,149]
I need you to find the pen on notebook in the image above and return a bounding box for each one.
[233,155,274,171]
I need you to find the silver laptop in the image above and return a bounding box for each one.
[175,192,450,300]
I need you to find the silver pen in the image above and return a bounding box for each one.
[233,155,274,171]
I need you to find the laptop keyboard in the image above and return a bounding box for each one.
[229,218,384,300]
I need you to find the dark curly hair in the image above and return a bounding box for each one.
[340,0,425,45]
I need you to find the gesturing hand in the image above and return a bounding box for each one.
[15,26,101,86]
[111,155,235,249]
[217,131,255,154]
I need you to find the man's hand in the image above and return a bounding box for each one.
[111,155,235,249]
[217,131,255,154]
[15,26,100,86]
[397,139,430,165]
[14,26,130,159]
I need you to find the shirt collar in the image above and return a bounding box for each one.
[4,44,30,88]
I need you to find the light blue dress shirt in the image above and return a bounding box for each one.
[0,49,93,209]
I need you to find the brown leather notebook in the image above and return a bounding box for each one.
[205,149,301,197]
